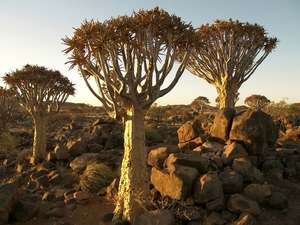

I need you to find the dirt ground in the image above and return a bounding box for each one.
[8,194,115,225]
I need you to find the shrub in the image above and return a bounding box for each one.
[0,132,21,152]
[145,126,163,145]
[80,162,115,193]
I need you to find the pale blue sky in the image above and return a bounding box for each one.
[0,0,299,106]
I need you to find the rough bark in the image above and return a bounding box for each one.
[216,83,239,109]
[32,115,48,157]
[113,108,150,222]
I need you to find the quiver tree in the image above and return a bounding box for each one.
[244,94,270,109]
[62,7,197,222]
[3,64,75,157]
[0,86,20,132]
[190,96,210,115]
[179,19,278,109]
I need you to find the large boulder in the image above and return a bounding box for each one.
[164,153,210,173]
[151,164,199,200]
[210,107,235,143]
[177,120,203,143]
[229,108,279,156]
[194,171,224,204]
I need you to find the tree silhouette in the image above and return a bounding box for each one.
[3,64,75,157]
[244,94,270,109]
[179,19,278,108]
[62,7,197,221]
[190,96,210,115]
[0,86,20,132]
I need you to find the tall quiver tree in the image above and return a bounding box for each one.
[179,19,278,109]
[62,7,197,222]
[3,65,75,157]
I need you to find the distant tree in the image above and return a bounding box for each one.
[190,96,210,115]
[244,94,270,109]
[265,97,290,120]
[62,7,197,222]
[178,19,278,108]
[3,64,75,157]
[0,86,20,132]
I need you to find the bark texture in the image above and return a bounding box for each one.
[113,109,150,222]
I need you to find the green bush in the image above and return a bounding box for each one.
[80,162,115,193]
[145,126,163,144]
[0,132,21,152]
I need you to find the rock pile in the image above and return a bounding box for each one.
[142,108,300,225]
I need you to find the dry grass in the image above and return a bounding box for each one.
[80,162,116,193]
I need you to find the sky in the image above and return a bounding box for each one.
[0,0,299,107]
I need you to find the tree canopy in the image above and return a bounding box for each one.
[244,94,270,109]
[62,7,198,119]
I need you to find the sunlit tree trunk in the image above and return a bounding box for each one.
[32,115,48,157]
[113,108,150,222]
[216,83,239,109]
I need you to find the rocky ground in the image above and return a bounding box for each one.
[1,108,300,225]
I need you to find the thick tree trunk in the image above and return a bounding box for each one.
[113,108,150,223]
[216,83,239,109]
[32,116,48,157]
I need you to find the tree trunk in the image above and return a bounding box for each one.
[113,108,150,222]
[32,115,48,157]
[216,83,239,109]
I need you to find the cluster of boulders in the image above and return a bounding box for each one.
[139,108,300,225]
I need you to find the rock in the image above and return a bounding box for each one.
[151,164,199,200]
[54,144,70,160]
[218,169,243,194]
[36,175,50,187]
[236,212,259,225]
[264,168,283,184]
[261,159,285,173]
[221,210,237,223]
[202,141,225,153]
[44,208,64,219]
[69,153,101,172]
[221,141,248,166]
[230,108,278,156]
[0,183,19,225]
[66,140,87,157]
[133,209,174,225]
[49,173,63,185]
[49,201,66,210]
[45,151,56,162]
[42,192,55,201]
[210,107,235,143]
[206,211,226,225]
[177,120,203,143]
[227,194,261,216]
[269,192,288,209]
[30,169,48,180]
[73,191,89,201]
[164,153,210,173]
[277,139,300,150]
[147,146,181,170]
[244,184,271,204]
[11,200,39,221]
[194,171,224,204]
[232,157,253,181]
[206,196,226,211]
